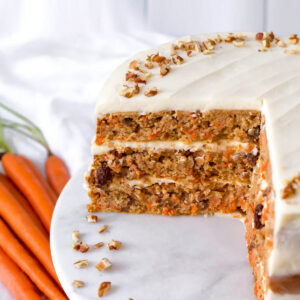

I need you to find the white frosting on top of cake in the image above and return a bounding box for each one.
[94,32,300,296]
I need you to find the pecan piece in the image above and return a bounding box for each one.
[96,258,112,271]
[125,72,146,84]
[86,215,98,223]
[72,280,84,288]
[94,242,104,249]
[79,242,89,253]
[73,259,89,269]
[288,34,299,45]
[108,240,122,250]
[98,225,108,233]
[144,62,154,69]
[160,64,170,76]
[98,282,111,297]
[129,60,139,70]
[256,32,264,41]
[144,87,158,97]
[87,215,98,223]
[72,230,80,242]
[119,84,139,98]
[172,55,184,65]
[233,40,245,47]
[72,243,80,251]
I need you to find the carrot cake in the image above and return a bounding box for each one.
[86,32,300,300]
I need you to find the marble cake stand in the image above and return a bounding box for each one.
[50,165,255,300]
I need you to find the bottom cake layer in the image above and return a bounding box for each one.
[87,180,248,216]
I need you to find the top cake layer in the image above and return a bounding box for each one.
[94,32,300,286]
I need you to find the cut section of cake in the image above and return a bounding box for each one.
[86,32,300,300]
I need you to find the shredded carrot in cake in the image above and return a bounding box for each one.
[261,159,269,173]
[95,136,104,146]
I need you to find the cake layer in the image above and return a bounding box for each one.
[95,110,261,144]
[87,180,248,216]
[89,145,258,185]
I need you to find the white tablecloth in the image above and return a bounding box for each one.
[0,31,172,299]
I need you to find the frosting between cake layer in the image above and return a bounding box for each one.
[91,139,252,155]
[109,177,245,188]
[93,32,300,298]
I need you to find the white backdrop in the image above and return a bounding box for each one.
[0,1,300,299]
[1,0,300,39]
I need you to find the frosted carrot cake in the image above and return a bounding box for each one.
[86,32,300,300]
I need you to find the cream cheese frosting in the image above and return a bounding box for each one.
[94,32,300,299]
[91,139,251,155]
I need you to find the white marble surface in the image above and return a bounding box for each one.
[50,165,256,300]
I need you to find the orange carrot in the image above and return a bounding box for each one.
[0,178,60,285]
[0,174,46,234]
[20,155,57,203]
[2,153,54,232]
[45,155,70,196]
[0,219,67,300]
[0,247,42,300]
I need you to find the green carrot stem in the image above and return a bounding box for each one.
[4,124,51,153]
[0,119,12,154]
[0,102,40,131]
[0,103,52,155]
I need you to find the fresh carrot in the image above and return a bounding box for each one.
[20,155,57,203]
[0,247,43,300]
[0,103,69,196]
[0,174,46,234]
[2,153,54,232]
[0,219,67,300]
[45,155,70,196]
[0,178,60,285]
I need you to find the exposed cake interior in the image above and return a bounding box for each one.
[86,109,276,299]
